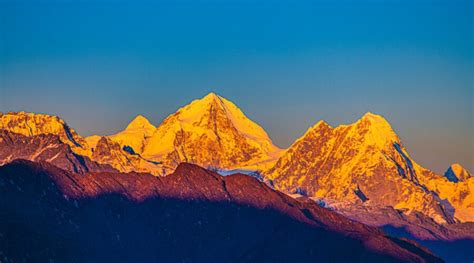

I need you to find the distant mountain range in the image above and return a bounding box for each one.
[0,93,472,262]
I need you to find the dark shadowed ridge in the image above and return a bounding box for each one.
[0,160,443,263]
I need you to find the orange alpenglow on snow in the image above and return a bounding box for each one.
[0,111,91,157]
[265,112,474,223]
[86,115,155,152]
[0,95,472,225]
[81,93,283,175]
[108,115,156,153]
[444,163,472,182]
[141,92,283,170]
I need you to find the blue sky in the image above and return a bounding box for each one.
[0,0,472,173]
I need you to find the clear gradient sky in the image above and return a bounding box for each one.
[0,0,472,173]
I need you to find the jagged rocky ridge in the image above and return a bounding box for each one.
[265,112,473,224]
[0,94,284,176]
[0,130,114,174]
[0,159,442,263]
[1,109,472,226]
[84,93,283,175]
[0,111,167,175]
[0,111,89,156]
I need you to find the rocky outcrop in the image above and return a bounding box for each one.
[0,130,114,174]
[0,112,164,175]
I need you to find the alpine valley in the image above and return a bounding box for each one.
[1,93,472,262]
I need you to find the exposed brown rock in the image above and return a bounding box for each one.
[0,130,114,174]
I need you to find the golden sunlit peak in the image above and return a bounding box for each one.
[358,112,391,125]
[186,92,229,112]
[126,114,155,130]
[0,111,68,135]
[126,114,156,130]
[133,114,147,120]
[130,114,149,123]
[201,92,223,101]
[361,111,383,119]
[450,163,471,175]
[2,111,62,122]
[310,120,332,130]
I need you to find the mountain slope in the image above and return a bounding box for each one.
[0,130,114,174]
[0,112,158,174]
[0,112,90,156]
[142,93,282,172]
[0,159,442,262]
[89,136,167,175]
[266,112,473,223]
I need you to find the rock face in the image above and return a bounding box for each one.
[0,130,114,174]
[0,112,164,175]
[0,111,90,156]
[141,93,282,172]
[88,136,167,175]
[90,136,140,173]
[0,159,442,263]
[265,113,474,223]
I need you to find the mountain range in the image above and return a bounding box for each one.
[0,93,472,262]
[266,112,473,224]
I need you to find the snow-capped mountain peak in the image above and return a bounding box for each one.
[105,115,156,154]
[142,93,282,171]
[444,163,472,182]
[353,112,399,147]
[125,115,156,131]
[265,112,473,223]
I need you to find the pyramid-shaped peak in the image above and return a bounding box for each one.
[314,120,332,129]
[200,92,228,106]
[297,120,333,141]
[445,163,471,182]
[177,93,236,117]
[304,120,332,133]
[142,92,282,168]
[126,115,155,130]
[173,93,271,141]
